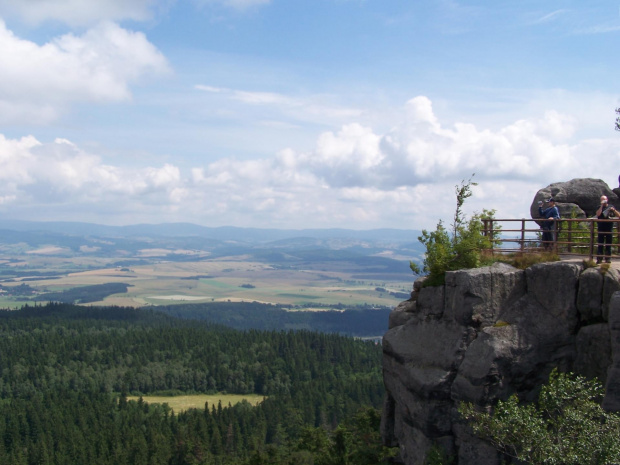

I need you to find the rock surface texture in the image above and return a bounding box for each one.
[381,261,620,464]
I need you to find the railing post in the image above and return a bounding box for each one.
[489,220,494,256]
[567,220,572,253]
[521,219,525,252]
[611,220,620,253]
[589,219,595,260]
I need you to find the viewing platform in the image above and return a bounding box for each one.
[482,217,620,265]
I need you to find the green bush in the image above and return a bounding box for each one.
[459,369,620,465]
[411,176,494,286]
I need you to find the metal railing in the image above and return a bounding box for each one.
[481,218,620,260]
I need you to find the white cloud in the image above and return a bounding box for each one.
[0,136,186,210]
[1,96,620,229]
[532,9,568,24]
[0,20,169,124]
[282,97,591,190]
[195,84,363,127]
[0,0,158,26]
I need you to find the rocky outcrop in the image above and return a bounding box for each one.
[382,261,620,464]
[529,178,619,219]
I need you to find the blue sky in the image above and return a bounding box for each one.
[0,0,619,230]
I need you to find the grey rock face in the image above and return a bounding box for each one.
[604,292,620,411]
[577,268,604,321]
[444,262,526,327]
[575,323,611,385]
[383,261,620,464]
[530,178,618,219]
[389,300,418,329]
[603,268,620,321]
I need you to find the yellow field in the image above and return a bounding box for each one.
[127,393,266,413]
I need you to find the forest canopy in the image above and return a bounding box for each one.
[0,303,392,464]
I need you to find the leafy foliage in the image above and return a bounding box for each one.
[459,369,620,465]
[411,176,494,286]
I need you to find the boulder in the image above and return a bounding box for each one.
[530,178,618,220]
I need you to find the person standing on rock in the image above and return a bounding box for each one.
[596,195,619,264]
[538,198,560,251]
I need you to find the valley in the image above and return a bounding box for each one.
[0,221,420,310]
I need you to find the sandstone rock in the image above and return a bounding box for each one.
[416,284,445,320]
[383,261,617,464]
[525,261,581,329]
[380,394,397,447]
[383,319,474,401]
[574,323,611,384]
[444,262,525,327]
[604,292,620,411]
[454,291,577,406]
[603,268,620,321]
[530,178,618,220]
[577,267,604,321]
[389,300,418,329]
[452,423,502,465]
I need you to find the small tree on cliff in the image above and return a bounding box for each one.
[410,175,495,286]
[459,369,620,465]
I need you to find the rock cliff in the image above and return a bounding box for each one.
[381,261,620,464]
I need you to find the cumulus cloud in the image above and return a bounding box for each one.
[285,96,588,189]
[1,96,619,229]
[0,135,188,217]
[0,20,169,124]
[0,0,157,26]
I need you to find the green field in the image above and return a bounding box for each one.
[127,393,266,413]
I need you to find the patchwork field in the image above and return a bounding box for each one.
[0,255,412,309]
[0,223,418,310]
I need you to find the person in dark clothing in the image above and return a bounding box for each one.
[538,198,560,250]
[596,195,619,264]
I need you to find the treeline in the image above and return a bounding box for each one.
[0,303,391,464]
[155,301,391,337]
[33,282,130,303]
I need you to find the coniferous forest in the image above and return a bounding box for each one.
[0,303,394,464]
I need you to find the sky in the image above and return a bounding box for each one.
[0,0,619,231]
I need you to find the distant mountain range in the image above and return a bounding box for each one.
[0,219,421,243]
[0,220,425,271]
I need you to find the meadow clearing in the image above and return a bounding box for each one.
[127,393,266,413]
